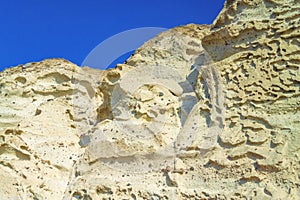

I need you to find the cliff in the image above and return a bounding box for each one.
[0,0,299,199]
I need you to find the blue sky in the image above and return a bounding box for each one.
[0,0,225,71]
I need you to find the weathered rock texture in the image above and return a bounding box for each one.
[0,0,299,199]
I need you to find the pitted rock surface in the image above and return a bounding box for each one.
[0,0,299,199]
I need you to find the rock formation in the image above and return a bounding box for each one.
[0,0,299,199]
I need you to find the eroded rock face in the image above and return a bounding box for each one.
[201,0,300,198]
[0,59,104,199]
[0,0,299,199]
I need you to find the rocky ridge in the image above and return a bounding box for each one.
[0,0,299,199]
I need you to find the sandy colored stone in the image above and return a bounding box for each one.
[0,0,300,199]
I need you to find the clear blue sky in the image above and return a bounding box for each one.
[0,0,225,71]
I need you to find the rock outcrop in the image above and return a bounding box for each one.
[0,0,299,199]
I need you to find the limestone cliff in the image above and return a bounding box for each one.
[0,0,299,199]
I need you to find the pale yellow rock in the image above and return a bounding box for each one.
[0,59,102,199]
[0,0,300,199]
